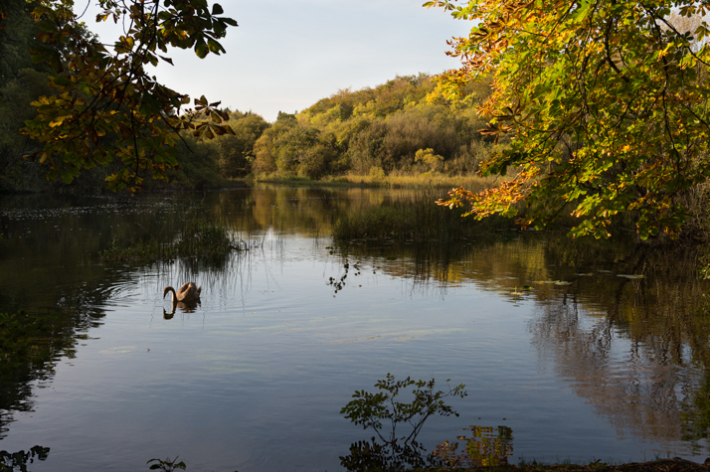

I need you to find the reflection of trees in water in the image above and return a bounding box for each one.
[433,425,513,468]
[207,187,710,452]
[0,445,50,471]
[531,296,687,445]
[336,233,710,450]
[2,189,710,456]
[341,424,514,472]
[210,187,445,239]
[0,195,157,440]
[0,277,129,439]
[529,247,710,449]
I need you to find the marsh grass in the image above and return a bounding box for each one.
[99,210,241,264]
[332,195,515,242]
[328,172,500,190]
[256,173,501,190]
[0,311,53,369]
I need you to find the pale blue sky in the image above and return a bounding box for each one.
[80,0,473,121]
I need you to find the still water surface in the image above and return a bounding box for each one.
[0,187,709,471]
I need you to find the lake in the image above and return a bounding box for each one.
[0,187,709,471]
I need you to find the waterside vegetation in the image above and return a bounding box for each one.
[139,456,710,472]
[98,209,241,265]
[332,195,515,242]
[258,172,498,190]
[1,4,500,195]
[250,75,501,183]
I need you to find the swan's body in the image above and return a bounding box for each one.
[163,282,202,303]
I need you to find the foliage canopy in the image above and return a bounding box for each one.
[252,75,498,179]
[428,0,710,239]
[0,0,237,191]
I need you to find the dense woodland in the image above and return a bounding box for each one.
[250,75,502,179]
[0,0,254,193]
[0,0,503,193]
[6,0,710,242]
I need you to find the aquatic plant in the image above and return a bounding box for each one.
[0,311,51,368]
[258,173,498,190]
[147,456,186,471]
[340,373,466,471]
[99,212,242,265]
[332,195,513,242]
[0,445,50,471]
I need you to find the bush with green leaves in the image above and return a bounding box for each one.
[340,374,467,471]
[147,457,186,471]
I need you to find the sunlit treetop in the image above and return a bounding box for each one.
[427,0,710,239]
[5,0,237,192]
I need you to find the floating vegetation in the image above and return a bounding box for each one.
[534,280,573,286]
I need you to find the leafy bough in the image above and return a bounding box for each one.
[340,374,467,470]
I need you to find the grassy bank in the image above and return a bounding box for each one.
[256,173,500,190]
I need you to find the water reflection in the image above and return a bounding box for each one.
[163,300,201,319]
[0,445,50,471]
[528,275,710,450]
[339,374,467,471]
[1,188,710,468]
[333,234,710,453]
[433,425,514,468]
[341,424,514,471]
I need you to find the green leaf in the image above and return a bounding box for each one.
[195,39,209,58]
[36,20,58,32]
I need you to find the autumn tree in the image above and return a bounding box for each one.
[1,0,237,192]
[429,0,710,239]
[213,111,270,178]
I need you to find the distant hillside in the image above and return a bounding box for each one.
[251,73,506,180]
[2,38,497,193]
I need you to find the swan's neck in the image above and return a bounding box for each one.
[165,287,178,303]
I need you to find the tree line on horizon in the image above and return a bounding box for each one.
[0,0,501,193]
[248,74,504,180]
[3,46,502,193]
[7,0,710,241]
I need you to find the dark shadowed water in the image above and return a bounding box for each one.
[1,187,709,471]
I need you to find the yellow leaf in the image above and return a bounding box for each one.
[49,116,70,127]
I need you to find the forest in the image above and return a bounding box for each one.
[249,74,502,180]
[0,0,504,193]
[5,0,710,470]
[6,0,710,242]
[3,68,500,193]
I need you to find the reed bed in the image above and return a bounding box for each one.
[256,173,501,191]
[99,211,241,264]
[332,195,515,242]
[326,172,500,190]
